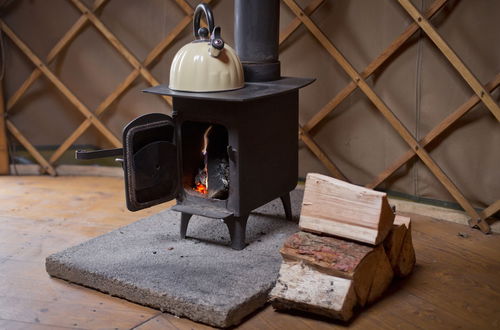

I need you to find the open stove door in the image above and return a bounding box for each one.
[123,113,179,211]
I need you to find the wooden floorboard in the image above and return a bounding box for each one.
[0,176,499,329]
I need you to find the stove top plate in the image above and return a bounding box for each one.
[142,77,314,102]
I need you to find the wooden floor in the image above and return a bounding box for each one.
[0,176,499,329]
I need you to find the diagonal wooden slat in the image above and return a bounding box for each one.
[299,126,348,181]
[6,0,108,112]
[279,0,346,181]
[283,0,446,185]
[0,20,121,148]
[279,0,325,45]
[398,0,500,122]
[49,0,207,164]
[302,0,448,133]
[2,0,107,176]
[0,80,9,174]
[282,0,490,233]
[69,0,171,106]
[5,120,57,176]
[367,72,500,189]
[481,200,500,220]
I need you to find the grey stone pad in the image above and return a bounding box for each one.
[46,189,304,328]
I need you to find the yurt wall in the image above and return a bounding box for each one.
[1,0,499,225]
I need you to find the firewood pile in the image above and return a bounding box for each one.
[269,173,416,321]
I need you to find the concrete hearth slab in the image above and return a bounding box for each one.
[46,190,303,328]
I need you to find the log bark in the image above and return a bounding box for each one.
[279,231,393,307]
[270,260,357,322]
[299,173,394,245]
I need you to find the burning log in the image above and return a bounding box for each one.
[299,173,394,245]
[208,158,229,199]
[192,125,229,199]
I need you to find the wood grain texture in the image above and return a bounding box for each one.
[395,225,416,277]
[383,215,416,278]
[365,247,393,305]
[279,231,393,308]
[270,260,357,322]
[1,176,500,329]
[299,173,394,245]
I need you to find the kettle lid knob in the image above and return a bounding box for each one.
[198,27,209,40]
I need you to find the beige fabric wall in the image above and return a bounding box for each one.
[2,0,499,208]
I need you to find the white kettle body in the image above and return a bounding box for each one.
[169,4,244,92]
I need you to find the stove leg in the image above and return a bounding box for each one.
[224,215,248,250]
[180,213,193,239]
[280,193,292,220]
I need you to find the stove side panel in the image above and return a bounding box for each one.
[236,91,299,216]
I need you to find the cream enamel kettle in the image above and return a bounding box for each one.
[169,3,244,92]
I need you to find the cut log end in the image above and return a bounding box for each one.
[270,260,357,322]
[395,228,416,277]
[383,215,416,277]
[274,231,395,313]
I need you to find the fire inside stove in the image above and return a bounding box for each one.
[182,122,229,200]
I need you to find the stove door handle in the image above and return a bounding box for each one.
[75,148,123,160]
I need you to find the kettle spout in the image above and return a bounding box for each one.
[209,26,225,58]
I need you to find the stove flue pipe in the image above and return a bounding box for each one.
[235,0,280,82]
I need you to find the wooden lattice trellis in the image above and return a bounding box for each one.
[0,0,498,232]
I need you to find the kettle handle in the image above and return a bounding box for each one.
[193,3,215,40]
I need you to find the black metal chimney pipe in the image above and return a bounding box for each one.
[234,0,280,82]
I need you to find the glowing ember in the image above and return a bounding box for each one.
[194,183,208,194]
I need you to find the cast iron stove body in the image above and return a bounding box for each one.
[77,0,314,250]
[125,78,312,250]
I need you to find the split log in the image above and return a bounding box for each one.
[366,248,393,305]
[384,215,409,269]
[277,231,394,308]
[270,260,357,322]
[396,228,416,277]
[299,173,394,245]
[383,215,416,277]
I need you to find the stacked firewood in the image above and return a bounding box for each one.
[269,173,416,321]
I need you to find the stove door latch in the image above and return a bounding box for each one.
[227,145,237,162]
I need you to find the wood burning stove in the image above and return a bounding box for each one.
[76,0,314,249]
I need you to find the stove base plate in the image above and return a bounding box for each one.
[46,189,304,328]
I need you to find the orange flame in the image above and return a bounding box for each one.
[194,183,208,194]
